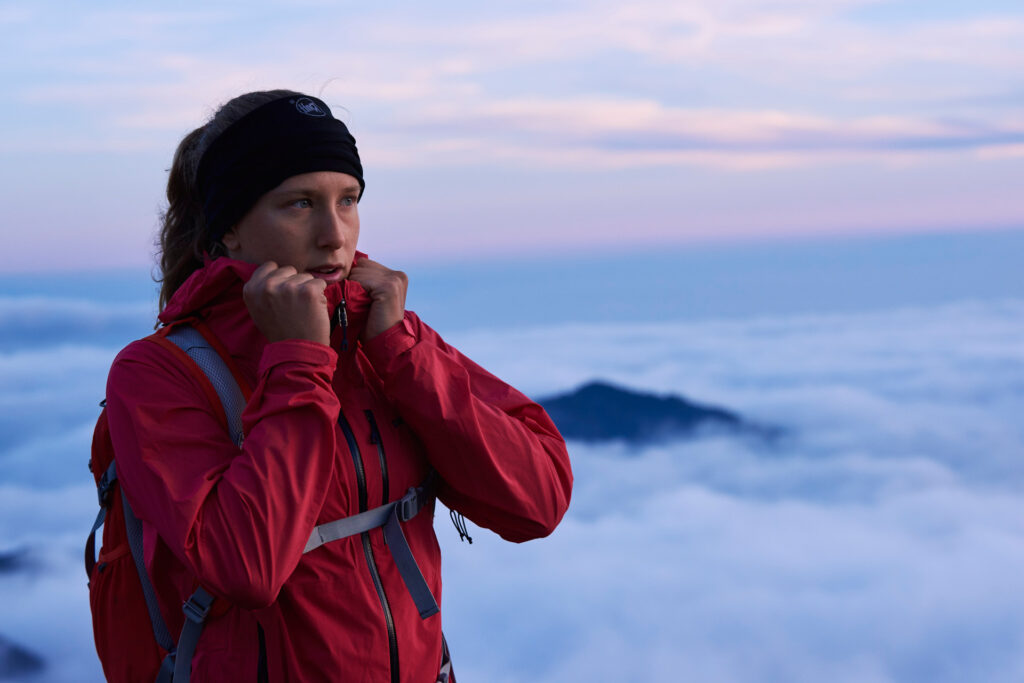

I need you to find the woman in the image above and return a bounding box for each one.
[103,90,573,681]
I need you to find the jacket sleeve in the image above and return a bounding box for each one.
[361,312,573,542]
[106,338,341,609]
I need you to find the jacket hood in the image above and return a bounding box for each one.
[159,252,373,331]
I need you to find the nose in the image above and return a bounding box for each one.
[316,207,349,250]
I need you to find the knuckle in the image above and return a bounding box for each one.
[299,280,324,300]
[243,279,263,299]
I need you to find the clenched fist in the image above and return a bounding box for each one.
[348,258,408,341]
[243,261,331,345]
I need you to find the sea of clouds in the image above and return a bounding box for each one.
[2,286,1024,681]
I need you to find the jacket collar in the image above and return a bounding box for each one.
[159,253,373,352]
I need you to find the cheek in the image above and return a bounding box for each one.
[272,232,302,257]
[232,215,288,262]
[350,214,361,244]
[260,224,307,260]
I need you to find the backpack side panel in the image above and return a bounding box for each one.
[87,324,247,680]
[88,409,168,682]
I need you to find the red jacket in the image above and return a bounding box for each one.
[105,256,573,682]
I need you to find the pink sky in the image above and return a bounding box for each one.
[1,0,1022,271]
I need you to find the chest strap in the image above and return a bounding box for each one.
[304,474,440,619]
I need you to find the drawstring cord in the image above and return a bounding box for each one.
[449,509,473,544]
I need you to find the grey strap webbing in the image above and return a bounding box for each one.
[161,325,245,682]
[85,460,118,578]
[172,587,215,682]
[123,485,177,653]
[165,325,246,447]
[304,480,440,619]
[380,493,440,619]
[155,653,175,683]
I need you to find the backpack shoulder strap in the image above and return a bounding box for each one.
[123,482,177,655]
[162,324,247,447]
[158,322,246,682]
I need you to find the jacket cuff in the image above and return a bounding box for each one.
[258,339,338,375]
[361,316,417,368]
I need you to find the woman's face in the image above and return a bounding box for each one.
[221,171,361,283]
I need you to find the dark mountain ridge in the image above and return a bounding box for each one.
[0,633,44,679]
[539,380,769,444]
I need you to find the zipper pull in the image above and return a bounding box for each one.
[334,298,349,351]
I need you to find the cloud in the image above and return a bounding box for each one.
[2,294,1024,680]
[0,296,154,351]
[0,296,153,480]
[366,96,1024,169]
[0,345,115,483]
[439,476,1024,682]
[0,484,104,683]
[7,2,1021,269]
[448,299,1024,484]
[429,295,1024,678]
[5,1,1024,169]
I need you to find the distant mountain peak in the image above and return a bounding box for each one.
[0,633,44,679]
[539,380,751,444]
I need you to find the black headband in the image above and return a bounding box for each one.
[197,94,365,240]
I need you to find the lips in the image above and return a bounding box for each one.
[308,265,345,281]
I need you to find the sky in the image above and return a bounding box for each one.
[1,0,1023,272]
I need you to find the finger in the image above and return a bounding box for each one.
[350,258,386,274]
[287,272,328,294]
[345,268,374,291]
[268,264,299,280]
[348,262,383,284]
[248,260,279,287]
[281,271,315,285]
[260,265,300,290]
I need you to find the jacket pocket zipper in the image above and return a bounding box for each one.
[365,410,390,508]
[338,410,399,683]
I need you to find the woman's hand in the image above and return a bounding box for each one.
[243,261,331,345]
[348,258,408,340]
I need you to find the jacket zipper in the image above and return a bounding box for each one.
[338,410,400,683]
[256,622,268,683]
[333,299,349,351]
[365,411,389,508]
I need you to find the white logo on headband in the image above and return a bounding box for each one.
[294,97,327,117]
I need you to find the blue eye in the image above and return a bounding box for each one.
[340,197,356,207]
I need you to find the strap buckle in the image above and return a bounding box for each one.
[182,591,213,625]
[396,486,421,522]
[96,463,117,507]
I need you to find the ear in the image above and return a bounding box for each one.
[220,226,241,254]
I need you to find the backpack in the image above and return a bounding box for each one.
[86,321,454,682]
[86,322,244,682]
